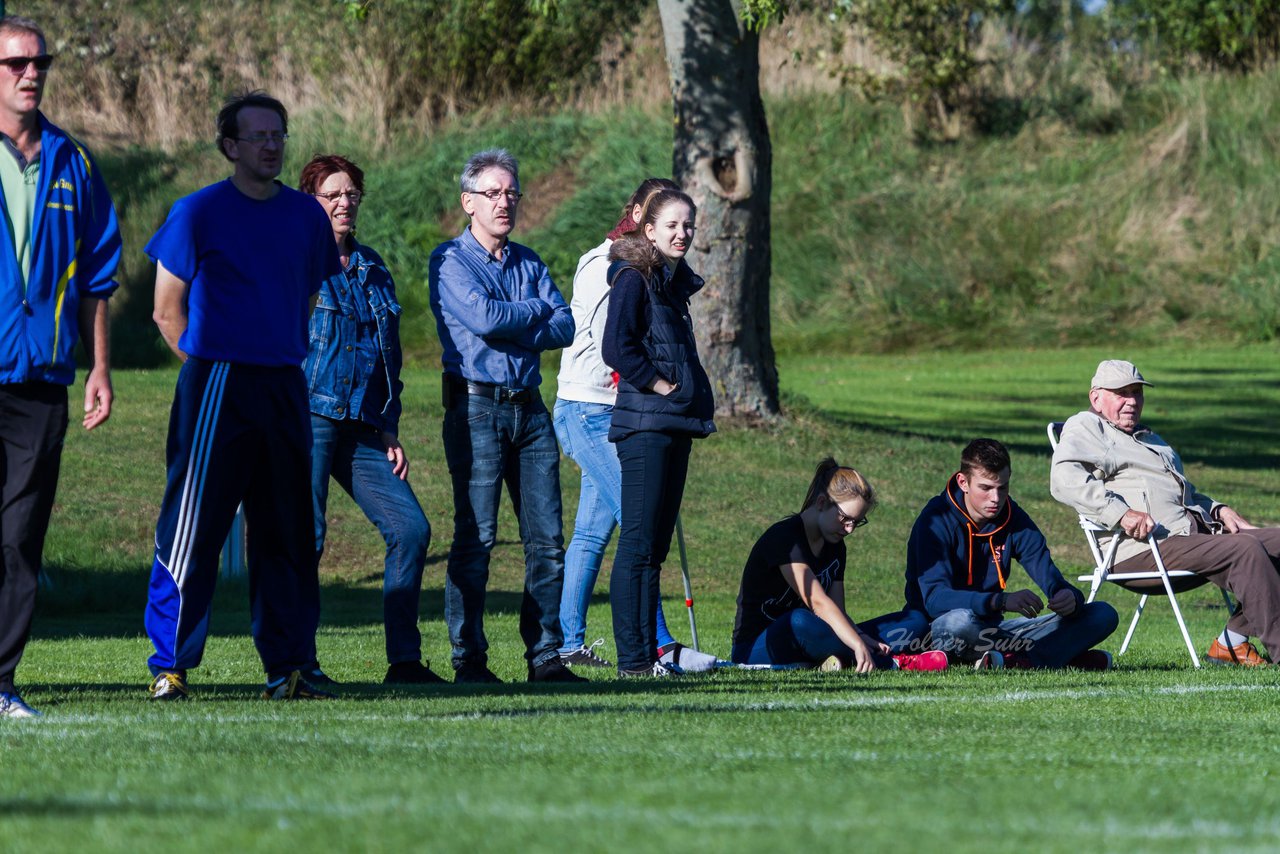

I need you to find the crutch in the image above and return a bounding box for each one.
[674,513,700,651]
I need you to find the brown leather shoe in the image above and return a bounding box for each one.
[1206,638,1270,666]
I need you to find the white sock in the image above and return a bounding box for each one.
[1219,629,1248,648]
[659,644,720,673]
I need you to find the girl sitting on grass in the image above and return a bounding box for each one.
[731,458,944,672]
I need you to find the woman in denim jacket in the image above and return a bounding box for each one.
[299,155,440,685]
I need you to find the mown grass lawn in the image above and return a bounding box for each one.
[4,344,1279,852]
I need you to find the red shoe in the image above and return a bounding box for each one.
[1066,649,1113,671]
[891,650,949,671]
[1206,638,1270,667]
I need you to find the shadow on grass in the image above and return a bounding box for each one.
[33,563,591,641]
[22,669,1063,706]
[787,364,1280,470]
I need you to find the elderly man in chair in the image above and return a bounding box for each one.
[1050,359,1280,666]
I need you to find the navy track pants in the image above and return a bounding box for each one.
[145,359,318,679]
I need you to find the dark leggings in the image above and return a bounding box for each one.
[610,431,691,671]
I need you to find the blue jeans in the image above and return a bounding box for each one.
[929,602,1119,667]
[611,430,691,671]
[442,392,565,668]
[311,415,430,665]
[552,399,675,654]
[731,608,903,669]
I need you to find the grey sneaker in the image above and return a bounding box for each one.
[0,691,41,718]
[560,639,613,668]
[618,661,679,678]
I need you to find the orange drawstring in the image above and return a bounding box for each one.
[946,474,1010,590]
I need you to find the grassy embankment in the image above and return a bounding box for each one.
[91,64,1280,368]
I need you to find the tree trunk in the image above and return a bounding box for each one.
[657,0,779,422]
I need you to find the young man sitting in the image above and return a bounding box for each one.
[905,438,1118,669]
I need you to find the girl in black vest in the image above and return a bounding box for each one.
[602,189,716,677]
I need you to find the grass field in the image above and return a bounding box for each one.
[4,345,1280,852]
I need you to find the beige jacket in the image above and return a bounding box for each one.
[1050,410,1221,564]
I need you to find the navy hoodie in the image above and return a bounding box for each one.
[905,473,1084,619]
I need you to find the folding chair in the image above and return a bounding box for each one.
[1047,422,1234,668]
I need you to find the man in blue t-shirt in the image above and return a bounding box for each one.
[143,91,341,702]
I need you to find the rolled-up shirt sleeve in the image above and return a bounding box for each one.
[515,264,574,352]
[432,250,549,340]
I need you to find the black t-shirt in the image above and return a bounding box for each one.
[731,515,846,648]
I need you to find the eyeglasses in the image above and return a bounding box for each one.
[0,54,53,76]
[834,506,869,530]
[469,188,522,203]
[314,190,363,204]
[235,133,289,146]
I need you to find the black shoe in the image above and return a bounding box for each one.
[262,671,337,700]
[384,660,447,684]
[528,657,588,683]
[304,666,339,686]
[454,661,502,684]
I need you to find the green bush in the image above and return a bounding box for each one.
[1109,0,1280,72]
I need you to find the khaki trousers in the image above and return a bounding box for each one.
[1114,527,1280,659]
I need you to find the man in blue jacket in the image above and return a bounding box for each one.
[0,16,121,719]
[428,148,583,684]
[906,438,1118,669]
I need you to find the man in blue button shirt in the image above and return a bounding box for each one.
[429,148,583,684]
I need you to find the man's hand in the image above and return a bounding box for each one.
[1119,509,1156,540]
[382,432,409,480]
[1004,589,1044,618]
[1217,506,1257,533]
[1047,589,1078,617]
[82,367,113,430]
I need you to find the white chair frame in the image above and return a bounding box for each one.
[1047,422,1234,668]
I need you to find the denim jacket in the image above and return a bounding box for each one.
[304,241,404,434]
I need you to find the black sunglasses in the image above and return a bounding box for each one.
[0,54,53,76]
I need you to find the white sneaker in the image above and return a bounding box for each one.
[0,691,41,718]
[975,651,1004,670]
[818,654,846,672]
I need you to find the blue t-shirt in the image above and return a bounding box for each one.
[145,180,340,366]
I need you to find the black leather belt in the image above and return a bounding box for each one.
[457,377,533,405]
